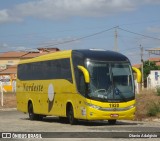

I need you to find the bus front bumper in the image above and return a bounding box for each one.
[86,106,136,120]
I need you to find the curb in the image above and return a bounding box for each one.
[0,108,17,111]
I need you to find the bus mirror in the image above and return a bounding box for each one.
[77,65,90,83]
[132,67,141,83]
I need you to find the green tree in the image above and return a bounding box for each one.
[143,61,159,87]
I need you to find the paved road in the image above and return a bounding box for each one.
[0,110,160,141]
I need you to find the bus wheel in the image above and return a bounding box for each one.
[108,119,116,125]
[59,117,68,123]
[67,105,77,125]
[38,115,44,121]
[28,103,38,120]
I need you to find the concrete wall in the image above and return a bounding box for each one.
[147,70,160,89]
[0,59,20,66]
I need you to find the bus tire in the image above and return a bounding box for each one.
[28,102,39,120]
[108,119,116,125]
[59,117,68,123]
[38,115,44,121]
[67,105,77,125]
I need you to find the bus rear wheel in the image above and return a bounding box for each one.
[28,102,39,120]
[108,119,116,125]
[67,105,77,125]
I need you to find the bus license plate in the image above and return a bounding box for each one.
[110,114,119,117]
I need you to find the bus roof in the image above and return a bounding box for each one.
[72,49,129,62]
[19,50,72,64]
[19,49,129,64]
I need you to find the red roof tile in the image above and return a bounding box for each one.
[149,57,160,62]
[21,52,45,58]
[0,51,27,58]
[0,67,17,74]
[37,48,60,52]
[156,62,160,66]
[132,64,141,69]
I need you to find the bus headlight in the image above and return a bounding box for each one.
[85,103,101,110]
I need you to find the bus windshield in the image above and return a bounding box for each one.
[86,60,134,102]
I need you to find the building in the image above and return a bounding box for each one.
[0,65,17,92]
[132,64,141,69]
[148,57,160,66]
[0,51,28,67]
[133,57,160,90]
[146,48,160,55]
[0,48,59,92]
[132,57,160,69]
[147,70,160,89]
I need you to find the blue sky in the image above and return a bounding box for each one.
[0,0,160,64]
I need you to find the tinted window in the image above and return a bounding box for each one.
[18,58,72,82]
[72,53,86,95]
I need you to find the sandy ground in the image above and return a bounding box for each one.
[0,93,16,108]
[135,90,160,120]
[0,91,160,121]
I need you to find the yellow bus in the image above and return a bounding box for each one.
[16,49,136,125]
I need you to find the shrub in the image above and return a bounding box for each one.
[147,102,160,116]
[156,87,160,96]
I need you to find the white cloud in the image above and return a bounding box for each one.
[0,42,9,48]
[0,42,27,52]
[0,9,10,23]
[0,0,159,23]
[12,0,136,19]
[144,0,160,4]
[0,9,22,23]
[147,26,160,33]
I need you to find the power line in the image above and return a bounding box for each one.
[1,18,160,38]
[1,26,160,53]
[0,26,116,53]
[39,26,116,48]
[119,19,160,26]
[118,27,160,41]
[116,31,151,52]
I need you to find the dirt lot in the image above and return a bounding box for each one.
[135,89,160,121]
[0,93,16,108]
[0,110,160,140]
[0,90,160,121]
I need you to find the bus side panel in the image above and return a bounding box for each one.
[73,93,88,120]
[53,92,87,120]
[37,79,88,120]
[16,79,78,117]
[45,80,77,116]
[16,79,28,113]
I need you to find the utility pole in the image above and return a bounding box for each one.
[114,27,118,52]
[140,45,144,90]
[0,81,3,106]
